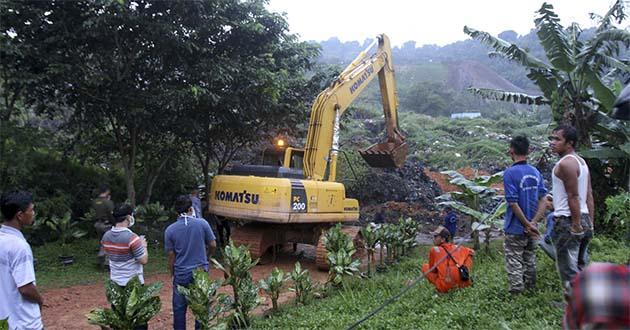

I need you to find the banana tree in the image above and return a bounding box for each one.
[176,268,230,330]
[438,170,504,251]
[464,1,630,196]
[287,262,313,305]
[87,277,162,330]
[259,267,285,311]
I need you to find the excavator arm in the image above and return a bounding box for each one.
[303,34,407,181]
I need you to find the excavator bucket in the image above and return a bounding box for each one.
[359,141,409,168]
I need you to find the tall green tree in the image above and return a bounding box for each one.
[171,0,321,192]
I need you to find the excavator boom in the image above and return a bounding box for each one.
[303,34,407,180]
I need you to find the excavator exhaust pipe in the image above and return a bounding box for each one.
[359,141,408,168]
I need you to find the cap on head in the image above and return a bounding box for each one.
[431,225,451,240]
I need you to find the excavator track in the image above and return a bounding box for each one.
[230,224,278,260]
[316,226,365,271]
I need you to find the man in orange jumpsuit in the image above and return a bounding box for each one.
[421,226,475,293]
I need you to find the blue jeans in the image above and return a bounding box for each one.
[173,273,201,330]
[552,214,592,288]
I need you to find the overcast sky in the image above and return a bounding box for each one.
[266,0,620,47]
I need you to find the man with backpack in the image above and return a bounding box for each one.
[421,226,474,293]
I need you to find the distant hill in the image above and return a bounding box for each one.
[446,60,527,93]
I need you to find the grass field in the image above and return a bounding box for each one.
[251,237,628,330]
[33,238,168,290]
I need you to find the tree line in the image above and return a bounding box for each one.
[1,0,331,214]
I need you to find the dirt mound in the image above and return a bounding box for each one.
[349,159,443,207]
[447,60,526,93]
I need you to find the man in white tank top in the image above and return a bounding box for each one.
[547,125,594,293]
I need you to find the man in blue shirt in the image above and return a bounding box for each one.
[441,206,458,239]
[165,195,216,329]
[503,135,548,294]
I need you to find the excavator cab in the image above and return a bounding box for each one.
[360,140,408,168]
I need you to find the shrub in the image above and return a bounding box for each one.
[177,268,230,330]
[323,224,361,286]
[603,192,630,240]
[87,277,162,329]
[259,267,286,312]
[211,241,262,328]
[287,262,313,305]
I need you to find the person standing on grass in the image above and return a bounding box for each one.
[441,205,458,238]
[0,191,44,330]
[93,184,115,269]
[165,195,216,330]
[547,125,594,293]
[101,203,148,329]
[503,135,548,294]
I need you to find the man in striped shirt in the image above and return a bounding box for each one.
[101,204,148,286]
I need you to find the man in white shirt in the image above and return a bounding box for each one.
[548,124,594,292]
[0,191,44,330]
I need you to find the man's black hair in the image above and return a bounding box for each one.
[510,135,530,156]
[112,203,134,223]
[97,184,110,195]
[174,195,192,214]
[0,191,33,220]
[553,124,578,148]
[443,206,453,212]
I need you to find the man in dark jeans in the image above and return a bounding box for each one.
[165,195,216,330]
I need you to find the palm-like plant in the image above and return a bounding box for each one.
[87,277,162,330]
[360,225,378,276]
[464,1,630,191]
[287,262,313,305]
[323,224,361,286]
[211,241,262,328]
[258,267,285,311]
[176,268,230,330]
[438,170,505,252]
[45,212,87,256]
[399,217,420,256]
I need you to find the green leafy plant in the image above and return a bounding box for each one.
[211,241,262,328]
[0,318,8,330]
[399,217,420,257]
[323,224,361,286]
[136,202,170,227]
[86,277,162,330]
[603,192,630,239]
[439,170,505,252]
[287,262,313,305]
[259,267,286,312]
[45,212,88,255]
[176,268,230,330]
[360,225,379,276]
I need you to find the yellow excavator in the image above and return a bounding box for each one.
[208,34,407,269]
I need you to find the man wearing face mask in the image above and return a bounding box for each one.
[101,204,148,288]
